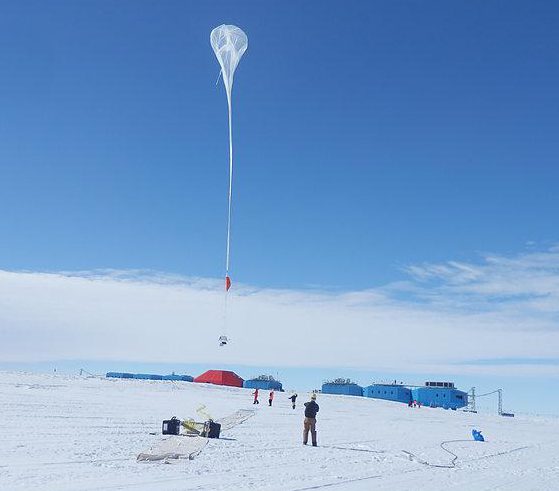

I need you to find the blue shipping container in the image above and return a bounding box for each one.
[321,383,363,396]
[411,387,468,409]
[363,384,411,404]
[244,379,283,391]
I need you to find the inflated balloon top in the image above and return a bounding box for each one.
[210,25,248,106]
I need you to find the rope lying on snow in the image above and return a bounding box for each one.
[403,440,532,469]
[402,439,471,468]
[321,445,385,454]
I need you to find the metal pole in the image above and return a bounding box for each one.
[471,387,476,412]
[498,389,503,416]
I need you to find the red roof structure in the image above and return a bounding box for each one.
[194,370,244,387]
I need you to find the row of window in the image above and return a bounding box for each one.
[368,389,463,400]
[372,390,395,395]
[426,381,455,388]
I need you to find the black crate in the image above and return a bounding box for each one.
[202,420,221,439]
[162,417,181,435]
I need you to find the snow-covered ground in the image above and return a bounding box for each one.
[1,372,559,491]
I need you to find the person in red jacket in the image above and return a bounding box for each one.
[252,388,259,404]
[268,390,275,406]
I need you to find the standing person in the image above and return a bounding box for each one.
[288,393,298,409]
[252,388,259,404]
[303,393,319,446]
[268,390,275,406]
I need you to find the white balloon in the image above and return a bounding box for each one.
[210,25,248,108]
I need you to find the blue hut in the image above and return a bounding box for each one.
[132,373,163,380]
[364,383,411,404]
[161,374,194,382]
[243,375,283,391]
[411,382,468,409]
[105,372,192,382]
[321,379,363,396]
[106,372,134,379]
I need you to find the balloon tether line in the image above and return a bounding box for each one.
[223,92,233,337]
[226,96,233,277]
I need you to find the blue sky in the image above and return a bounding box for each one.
[1,0,558,288]
[1,1,559,414]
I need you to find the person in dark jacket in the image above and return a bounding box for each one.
[288,393,298,409]
[303,393,319,446]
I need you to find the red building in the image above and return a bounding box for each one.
[194,370,244,387]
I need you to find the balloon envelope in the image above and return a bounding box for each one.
[210,25,248,104]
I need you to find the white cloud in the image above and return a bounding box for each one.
[1,246,559,376]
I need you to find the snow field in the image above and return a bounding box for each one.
[1,372,558,490]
